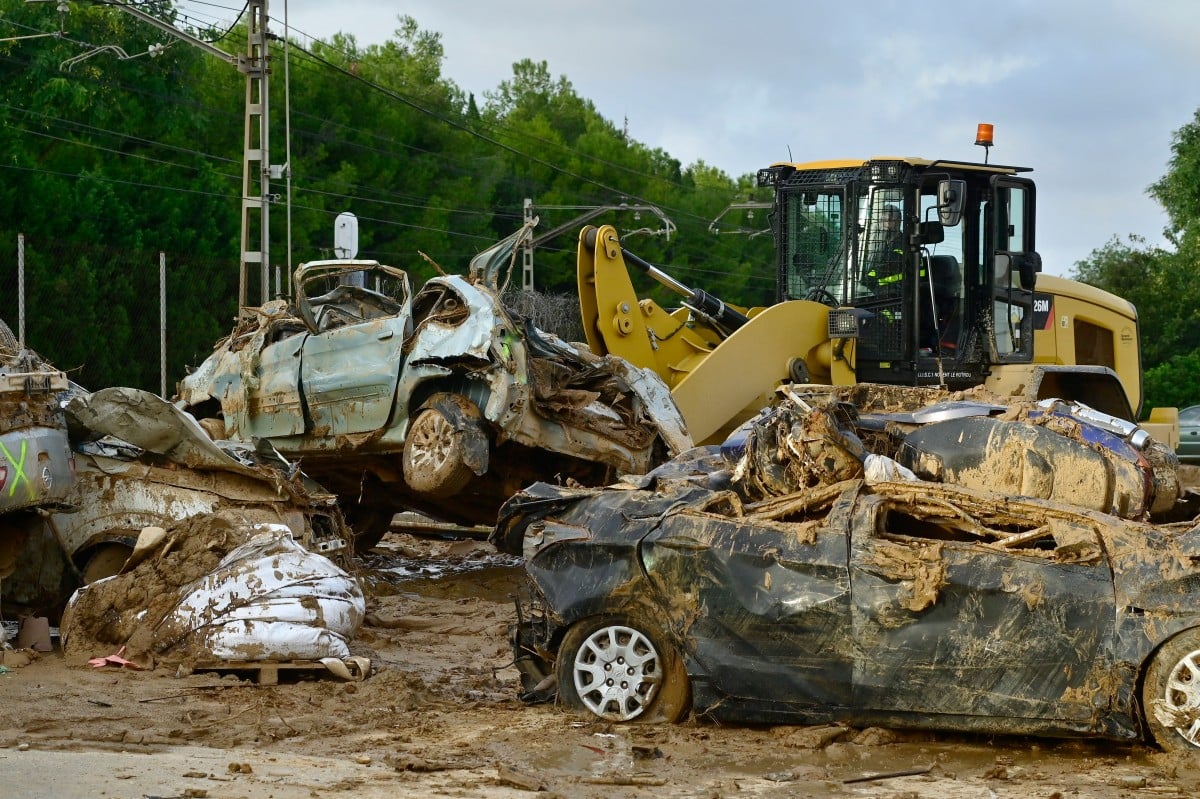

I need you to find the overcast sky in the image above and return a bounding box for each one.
[179,0,1199,277]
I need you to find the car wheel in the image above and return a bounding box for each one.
[402,402,478,498]
[556,615,690,723]
[1143,628,1200,751]
[345,505,394,553]
[80,542,134,584]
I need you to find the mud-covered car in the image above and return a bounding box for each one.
[494,394,1200,751]
[176,223,690,549]
[3,387,349,615]
[0,322,75,583]
[1177,404,1200,464]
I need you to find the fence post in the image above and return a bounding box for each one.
[160,250,167,398]
[17,232,25,346]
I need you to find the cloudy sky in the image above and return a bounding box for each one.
[178,0,1199,276]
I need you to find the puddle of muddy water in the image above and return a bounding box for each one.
[356,544,524,602]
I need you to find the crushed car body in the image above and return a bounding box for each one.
[176,222,691,548]
[3,386,350,615]
[493,389,1200,751]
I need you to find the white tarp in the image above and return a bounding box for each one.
[155,525,365,661]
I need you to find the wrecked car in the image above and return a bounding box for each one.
[0,322,75,584]
[176,222,690,550]
[493,393,1200,752]
[2,387,350,616]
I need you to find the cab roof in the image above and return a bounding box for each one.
[767,157,1032,175]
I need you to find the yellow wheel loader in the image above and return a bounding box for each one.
[579,153,1176,448]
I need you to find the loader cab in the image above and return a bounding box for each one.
[760,157,1039,389]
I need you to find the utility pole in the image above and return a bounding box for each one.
[105,1,274,307]
[238,0,271,308]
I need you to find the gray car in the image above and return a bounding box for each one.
[1176,405,1200,464]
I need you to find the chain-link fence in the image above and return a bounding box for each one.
[0,232,243,396]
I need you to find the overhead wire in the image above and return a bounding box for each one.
[4,3,767,275]
[6,5,695,222]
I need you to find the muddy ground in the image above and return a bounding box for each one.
[3,530,1200,799]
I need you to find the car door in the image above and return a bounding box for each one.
[300,314,408,438]
[640,487,856,714]
[241,332,307,439]
[848,493,1116,728]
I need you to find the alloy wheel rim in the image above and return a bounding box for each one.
[1164,647,1200,746]
[409,412,455,471]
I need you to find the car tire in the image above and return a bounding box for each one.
[402,401,479,498]
[1142,628,1200,751]
[345,504,394,554]
[556,615,690,723]
[80,542,134,584]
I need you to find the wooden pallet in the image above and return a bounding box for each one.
[190,657,368,685]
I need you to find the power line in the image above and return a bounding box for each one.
[3,5,763,274]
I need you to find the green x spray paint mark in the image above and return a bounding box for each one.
[0,438,33,501]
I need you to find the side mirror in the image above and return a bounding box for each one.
[994,252,1039,291]
[917,220,944,245]
[938,179,966,227]
[1017,252,1041,290]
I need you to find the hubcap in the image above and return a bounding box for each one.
[572,624,661,721]
[1163,647,1200,746]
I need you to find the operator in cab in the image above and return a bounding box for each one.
[863,203,905,292]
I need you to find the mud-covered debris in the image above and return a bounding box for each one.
[496,390,1200,752]
[61,515,362,667]
[728,392,1179,521]
[4,384,351,618]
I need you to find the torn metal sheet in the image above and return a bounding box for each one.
[496,391,1200,749]
[177,222,691,542]
[66,387,264,478]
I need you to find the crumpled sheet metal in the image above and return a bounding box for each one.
[67,387,264,478]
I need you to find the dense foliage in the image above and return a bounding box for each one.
[2,2,1194,417]
[0,2,771,389]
